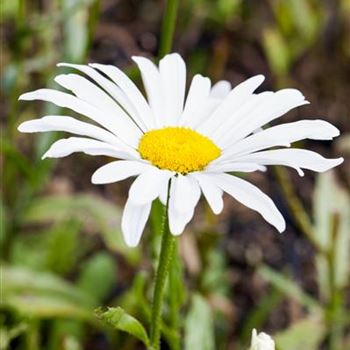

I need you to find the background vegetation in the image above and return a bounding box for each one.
[1,0,350,349]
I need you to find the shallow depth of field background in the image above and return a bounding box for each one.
[1,0,350,349]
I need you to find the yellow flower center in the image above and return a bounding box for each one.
[138,127,221,174]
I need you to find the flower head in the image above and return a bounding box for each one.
[18,53,343,246]
[250,329,275,350]
[138,127,221,174]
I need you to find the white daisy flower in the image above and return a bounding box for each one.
[18,53,343,247]
[249,329,275,350]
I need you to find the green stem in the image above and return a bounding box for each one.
[150,184,176,350]
[169,241,179,329]
[25,320,40,350]
[273,166,327,255]
[148,1,180,348]
[158,0,179,59]
[327,214,343,350]
[168,241,181,350]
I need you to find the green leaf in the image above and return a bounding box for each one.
[271,1,295,37]
[258,266,322,313]
[78,252,116,303]
[0,197,8,248]
[2,138,36,182]
[62,0,90,62]
[23,0,97,31]
[3,266,93,304]
[1,0,21,18]
[184,294,215,350]
[336,133,350,154]
[95,307,150,347]
[0,323,28,349]
[262,27,291,77]
[2,266,94,319]
[45,219,82,275]
[23,194,116,224]
[313,171,350,298]
[201,249,229,296]
[269,0,322,57]
[241,287,283,342]
[11,232,49,270]
[61,336,82,350]
[23,194,140,264]
[48,320,85,350]
[275,317,326,350]
[287,0,320,42]
[216,0,241,23]
[5,295,91,319]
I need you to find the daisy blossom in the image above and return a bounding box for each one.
[249,329,275,350]
[18,53,343,247]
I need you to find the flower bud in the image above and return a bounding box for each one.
[249,329,275,350]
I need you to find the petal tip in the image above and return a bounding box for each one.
[169,227,183,236]
[131,56,143,62]
[17,123,26,132]
[18,93,29,101]
[213,207,223,215]
[322,157,344,172]
[277,220,286,233]
[336,157,344,165]
[88,63,100,69]
[333,128,340,137]
[131,56,151,65]
[124,239,139,248]
[91,172,102,185]
[253,74,265,85]
[53,75,65,85]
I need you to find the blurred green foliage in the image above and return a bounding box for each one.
[1,0,349,349]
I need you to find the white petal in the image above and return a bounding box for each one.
[168,205,195,236]
[159,53,187,125]
[192,173,224,214]
[167,175,201,235]
[132,56,164,127]
[121,198,152,247]
[207,162,267,173]
[54,73,142,141]
[57,63,151,130]
[89,63,156,130]
[197,75,265,136]
[158,185,168,205]
[220,119,340,160]
[220,89,309,147]
[250,329,275,350]
[184,99,221,130]
[172,174,201,213]
[42,137,133,160]
[91,160,154,184]
[19,89,140,148]
[235,149,344,175]
[18,116,137,156]
[214,173,286,232]
[128,169,173,205]
[208,92,272,145]
[179,74,211,126]
[209,80,231,99]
